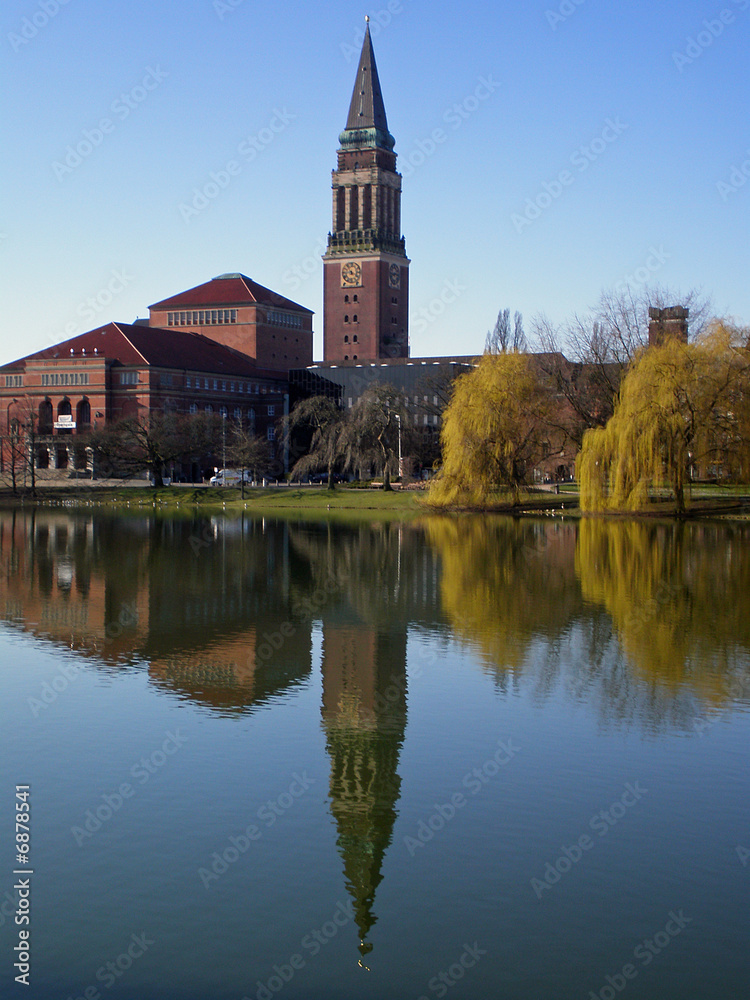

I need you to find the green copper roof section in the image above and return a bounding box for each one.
[342,23,395,151]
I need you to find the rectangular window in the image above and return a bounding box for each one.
[231,309,237,322]
[186,376,192,389]
[230,382,235,392]
[221,381,227,391]
[267,426,275,441]
[211,311,218,324]
[267,405,275,416]
[189,403,197,414]
[213,380,218,390]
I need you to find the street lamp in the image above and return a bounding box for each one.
[395,413,402,479]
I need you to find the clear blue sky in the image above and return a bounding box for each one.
[2,0,747,365]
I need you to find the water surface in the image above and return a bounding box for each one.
[1,508,748,999]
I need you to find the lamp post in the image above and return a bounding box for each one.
[395,412,402,479]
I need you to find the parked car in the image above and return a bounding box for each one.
[209,469,252,486]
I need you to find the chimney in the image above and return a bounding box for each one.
[648,306,689,347]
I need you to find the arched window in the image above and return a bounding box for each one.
[57,399,73,435]
[38,399,53,433]
[76,398,91,429]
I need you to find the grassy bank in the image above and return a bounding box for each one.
[0,483,424,520]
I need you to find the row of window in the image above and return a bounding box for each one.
[186,376,272,395]
[41,373,90,387]
[267,310,303,329]
[119,371,280,395]
[186,403,275,438]
[185,403,276,417]
[5,375,23,388]
[167,310,238,326]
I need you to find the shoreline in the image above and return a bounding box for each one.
[1,483,748,522]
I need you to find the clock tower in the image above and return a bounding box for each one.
[323,20,409,362]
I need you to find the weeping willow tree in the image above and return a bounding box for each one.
[576,518,750,704]
[424,515,580,676]
[578,322,750,513]
[428,351,549,506]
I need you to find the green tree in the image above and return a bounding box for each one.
[577,321,750,513]
[282,396,345,490]
[428,351,549,506]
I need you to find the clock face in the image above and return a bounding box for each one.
[388,263,401,288]
[341,262,362,287]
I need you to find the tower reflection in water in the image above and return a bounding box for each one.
[320,623,407,964]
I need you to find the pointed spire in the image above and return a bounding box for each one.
[346,19,389,132]
[340,19,395,151]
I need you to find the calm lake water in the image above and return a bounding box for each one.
[1,507,748,999]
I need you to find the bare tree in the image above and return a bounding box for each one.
[485,308,527,354]
[340,384,408,490]
[530,284,714,444]
[225,419,270,496]
[281,396,345,490]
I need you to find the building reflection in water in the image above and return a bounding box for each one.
[320,623,407,964]
[4,507,748,961]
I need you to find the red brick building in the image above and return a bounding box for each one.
[1,319,289,479]
[149,273,313,370]
[323,23,410,362]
